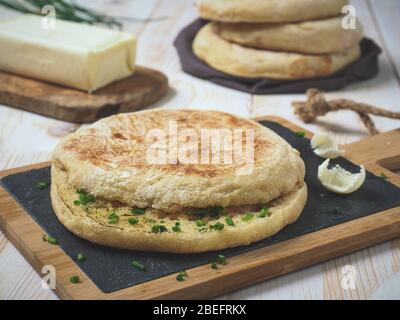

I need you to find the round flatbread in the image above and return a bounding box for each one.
[193,23,361,79]
[53,109,305,213]
[214,17,363,54]
[196,0,349,23]
[51,165,307,253]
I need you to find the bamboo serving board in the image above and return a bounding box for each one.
[0,66,168,123]
[0,116,399,300]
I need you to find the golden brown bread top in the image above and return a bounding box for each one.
[53,109,305,212]
[60,109,273,177]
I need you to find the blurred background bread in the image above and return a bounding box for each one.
[193,0,364,79]
[196,0,350,23]
[213,17,363,54]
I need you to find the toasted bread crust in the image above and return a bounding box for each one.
[193,23,361,80]
[53,109,305,212]
[196,0,349,23]
[51,165,307,253]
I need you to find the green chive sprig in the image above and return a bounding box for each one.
[37,181,49,189]
[70,275,80,284]
[176,270,188,282]
[132,260,146,271]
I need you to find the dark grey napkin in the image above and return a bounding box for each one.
[174,19,382,94]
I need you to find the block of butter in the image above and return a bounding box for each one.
[0,15,136,92]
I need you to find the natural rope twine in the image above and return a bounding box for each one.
[292,88,400,135]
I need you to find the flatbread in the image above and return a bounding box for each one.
[51,165,307,253]
[214,17,363,54]
[193,23,361,79]
[53,109,305,213]
[196,0,349,23]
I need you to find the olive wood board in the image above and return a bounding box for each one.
[0,116,399,300]
[0,66,168,123]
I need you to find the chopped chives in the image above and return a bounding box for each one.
[211,262,218,269]
[37,181,49,189]
[128,217,139,225]
[196,219,206,227]
[242,213,254,221]
[152,224,168,233]
[108,212,119,224]
[210,222,224,230]
[77,253,86,262]
[176,270,188,282]
[70,275,80,284]
[132,260,146,271]
[259,207,269,218]
[47,236,58,245]
[295,131,306,137]
[216,254,227,265]
[172,222,182,232]
[225,217,235,226]
[132,208,146,215]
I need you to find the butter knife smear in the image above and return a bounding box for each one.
[318,159,366,194]
[0,15,136,92]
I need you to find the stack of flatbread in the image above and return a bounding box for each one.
[51,110,307,253]
[193,0,364,79]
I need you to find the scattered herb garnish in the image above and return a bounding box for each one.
[211,262,218,269]
[172,222,182,232]
[176,270,188,282]
[210,222,224,230]
[242,213,254,221]
[70,275,80,284]
[295,131,306,138]
[152,224,168,233]
[37,181,49,189]
[196,219,206,227]
[132,208,146,215]
[75,189,95,206]
[128,217,139,225]
[47,236,59,245]
[132,260,146,271]
[77,253,86,262]
[216,254,227,265]
[259,207,269,218]
[108,212,119,224]
[380,172,389,180]
[225,217,235,226]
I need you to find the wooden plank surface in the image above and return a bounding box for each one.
[0,0,399,300]
[0,116,399,300]
[0,67,168,123]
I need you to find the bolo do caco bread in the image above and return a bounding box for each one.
[51,110,307,253]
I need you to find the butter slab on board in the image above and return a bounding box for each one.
[0,15,136,91]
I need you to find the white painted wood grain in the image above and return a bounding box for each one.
[0,0,399,300]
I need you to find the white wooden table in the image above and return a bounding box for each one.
[0,0,399,300]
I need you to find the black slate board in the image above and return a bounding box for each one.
[1,121,400,294]
[174,19,382,94]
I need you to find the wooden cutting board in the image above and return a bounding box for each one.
[0,116,399,300]
[0,66,168,123]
